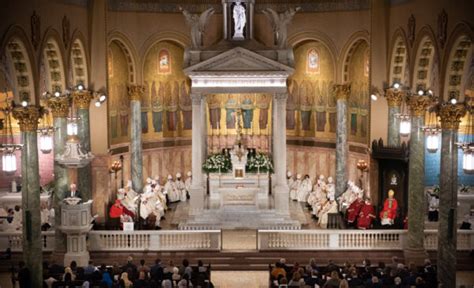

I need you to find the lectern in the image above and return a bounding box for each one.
[59,201,93,266]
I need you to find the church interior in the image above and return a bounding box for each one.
[0,0,473,287]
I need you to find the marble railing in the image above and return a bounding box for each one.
[88,230,221,251]
[258,230,474,251]
[0,231,55,252]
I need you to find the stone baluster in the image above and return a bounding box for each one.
[273,92,289,214]
[385,88,404,146]
[128,85,145,192]
[12,105,44,288]
[72,90,93,200]
[333,84,351,198]
[437,103,466,288]
[190,93,206,213]
[47,96,70,252]
[405,95,432,264]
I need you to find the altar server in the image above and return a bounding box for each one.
[184,171,192,199]
[318,197,338,228]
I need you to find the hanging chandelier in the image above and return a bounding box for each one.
[458,100,473,174]
[422,107,441,154]
[0,97,22,173]
[55,88,94,168]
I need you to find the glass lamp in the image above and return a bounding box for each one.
[426,133,439,153]
[463,149,474,174]
[67,120,78,136]
[39,133,53,154]
[399,118,411,137]
[2,151,17,173]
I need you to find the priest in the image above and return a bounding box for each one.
[356,198,376,229]
[380,189,398,226]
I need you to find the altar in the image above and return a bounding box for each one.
[179,0,300,229]
[208,173,270,208]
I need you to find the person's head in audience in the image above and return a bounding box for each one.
[140,259,145,266]
[378,261,385,269]
[162,279,172,288]
[363,258,371,267]
[279,258,286,265]
[392,256,399,264]
[100,264,107,271]
[198,260,203,267]
[70,261,77,271]
[182,259,189,267]
[340,279,349,288]
[292,272,301,281]
[371,275,379,283]
[127,256,133,263]
[155,258,162,265]
[394,276,402,286]
[330,270,339,280]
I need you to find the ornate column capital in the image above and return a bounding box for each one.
[437,103,467,130]
[128,84,145,102]
[332,83,351,101]
[72,90,93,109]
[47,96,70,118]
[274,92,288,101]
[407,95,432,117]
[12,106,44,132]
[385,88,404,107]
[191,93,203,105]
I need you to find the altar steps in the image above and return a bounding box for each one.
[178,207,301,230]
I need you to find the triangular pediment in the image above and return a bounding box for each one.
[184,47,294,74]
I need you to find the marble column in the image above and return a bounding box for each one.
[12,106,44,288]
[190,93,205,213]
[273,92,289,213]
[73,90,93,200]
[128,85,145,192]
[405,95,432,264]
[333,84,351,198]
[47,96,70,252]
[437,103,466,288]
[385,88,403,147]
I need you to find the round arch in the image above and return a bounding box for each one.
[68,30,89,88]
[39,28,67,94]
[411,26,439,93]
[288,30,338,81]
[139,31,189,83]
[0,25,37,104]
[108,31,138,84]
[441,22,474,102]
[388,28,410,86]
[339,31,370,83]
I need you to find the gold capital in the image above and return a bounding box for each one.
[72,90,93,109]
[47,96,70,118]
[407,95,432,116]
[128,85,145,102]
[437,103,466,130]
[332,83,351,101]
[385,88,404,107]
[12,106,44,132]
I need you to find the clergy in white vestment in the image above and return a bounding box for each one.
[338,181,355,212]
[287,172,295,200]
[318,197,338,228]
[121,181,138,214]
[153,176,168,211]
[308,175,326,207]
[143,177,153,194]
[164,175,180,203]
[325,177,336,201]
[290,174,301,201]
[297,175,312,202]
[175,172,187,202]
[139,187,162,229]
[184,171,192,199]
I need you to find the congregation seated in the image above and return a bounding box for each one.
[269,256,437,288]
[29,256,214,288]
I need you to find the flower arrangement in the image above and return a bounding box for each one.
[246,152,274,173]
[202,153,232,173]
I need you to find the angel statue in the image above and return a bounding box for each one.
[181,7,215,49]
[262,7,301,49]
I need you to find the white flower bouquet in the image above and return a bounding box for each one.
[202,153,232,173]
[246,152,274,173]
